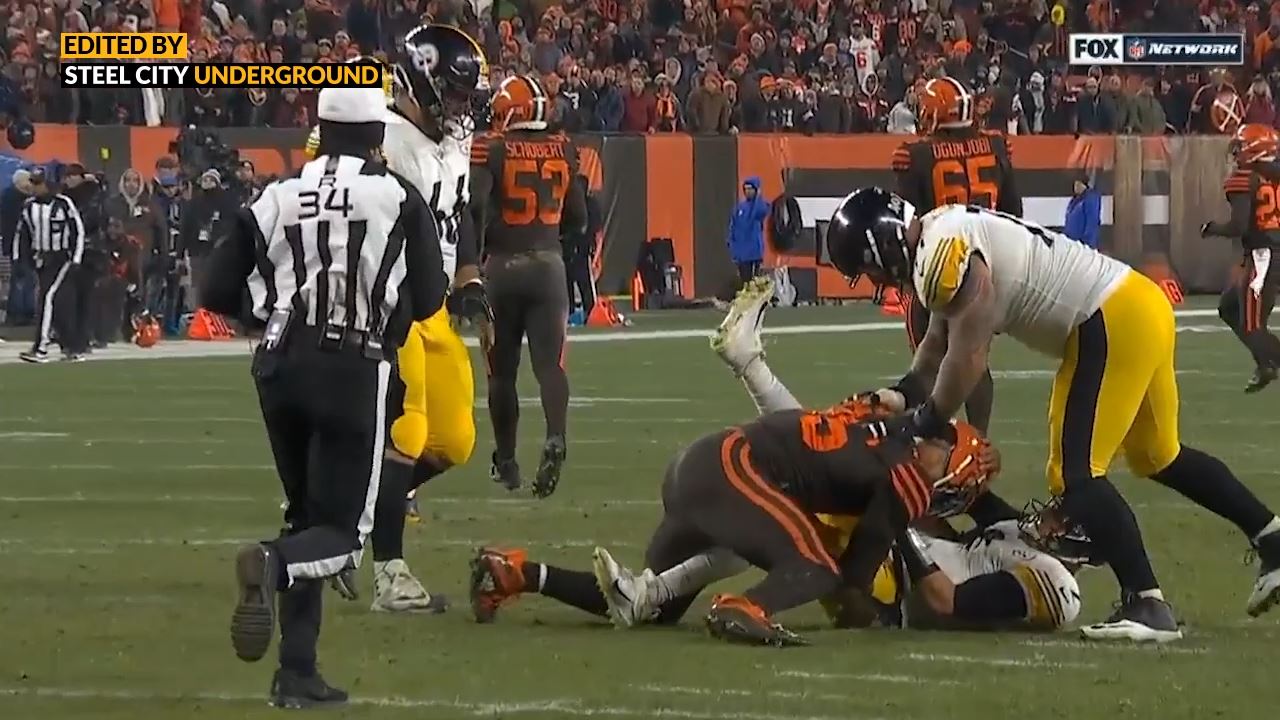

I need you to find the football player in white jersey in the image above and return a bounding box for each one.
[823,187,1280,642]
[593,277,1087,633]
[320,28,491,614]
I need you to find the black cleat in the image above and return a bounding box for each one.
[329,568,359,602]
[1080,593,1182,642]
[1245,366,1278,394]
[269,668,349,709]
[230,543,277,662]
[1247,533,1280,617]
[532,436,567,499]
[490,452,523,491]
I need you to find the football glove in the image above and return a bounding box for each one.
[882,399,950,441]
[446,279,492,326]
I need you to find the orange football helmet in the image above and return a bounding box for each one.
[132,312,160,348]
[929,420,999,518]
[916,76,974,134]
[1231,123,1278,166]
[490,74,550,132]
[1211,87,1245,135]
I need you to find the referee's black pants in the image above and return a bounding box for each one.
[32,252,84,355]
[253,325,391,674]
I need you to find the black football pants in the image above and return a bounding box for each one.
[32,253,84,355]
[253,325,390,673]
[484,250,570,460]
[1218,251,1280,370]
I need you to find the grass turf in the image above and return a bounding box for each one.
[0,301,1276,720]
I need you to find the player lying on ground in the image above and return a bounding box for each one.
[827,187,1280,642]
[591,277,1090,633]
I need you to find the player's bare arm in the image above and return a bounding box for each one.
[929,258,997,421]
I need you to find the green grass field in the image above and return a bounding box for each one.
[1,301,1277,720]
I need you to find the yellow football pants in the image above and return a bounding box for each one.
[1046,271,1182,493]
[389,307,477,467]
[814,513,901,611]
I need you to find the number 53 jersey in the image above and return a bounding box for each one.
[913,205,1130,357]
[470,129,580,255]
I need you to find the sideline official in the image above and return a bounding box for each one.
[199,85,447,708]
[16,168,87,363]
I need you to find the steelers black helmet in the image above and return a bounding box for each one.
[824,187,916,289]
[394,24,489,135]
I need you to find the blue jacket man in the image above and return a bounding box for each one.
[728,176,769,282]
[1064,178,1101,249]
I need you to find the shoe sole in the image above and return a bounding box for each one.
[591,547,633,629]
[1247,572,1280,617]
[270,694,348,709]
[706,609,806,647]
[533,446,566,499]
[710,278,774,355]
[230,545,275,662]
[370,593,450,614]
[469,551,500,624]
[1079,621,1183,643]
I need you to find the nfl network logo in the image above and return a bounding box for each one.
[1070,33,1244,66]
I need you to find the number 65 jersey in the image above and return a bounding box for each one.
[913,205,1130,357]
[381,112,472,283]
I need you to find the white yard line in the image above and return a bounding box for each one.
[0,495,257,503]
[0,685,851,720]
[1020,638,1209,655]
[633,684,878,707]
[776,670,958,686]
[0,536,642,552]
[901,652,1096,670]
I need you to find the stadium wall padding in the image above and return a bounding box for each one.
[6,126,1241,297]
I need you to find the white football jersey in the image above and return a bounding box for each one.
[382,112,472,283]
[912,205,1130,357]
[850,37,880,89]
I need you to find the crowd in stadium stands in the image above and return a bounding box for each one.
[0,0,1268,134]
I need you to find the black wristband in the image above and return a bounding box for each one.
[891,372,929,408]
[897,529,940,582]
[912,399,950,439]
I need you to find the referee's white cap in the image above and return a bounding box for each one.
[318,87,389,124]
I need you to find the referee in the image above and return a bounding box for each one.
[199,85,447,708]
[15,168,86,363]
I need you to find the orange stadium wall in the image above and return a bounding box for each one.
[4,127,1240,300]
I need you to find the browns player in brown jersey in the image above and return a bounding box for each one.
[468,394,997,646]
[469,74,588,497]
[1203,123,1280,392]
[889,76,1021,433]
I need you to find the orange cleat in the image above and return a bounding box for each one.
[469,547,528,623]
[705,594,808,647]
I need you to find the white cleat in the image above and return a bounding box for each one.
[1247,566,1280,617]
[370,559,448,614]
[711,276,774,376]
[592,546,657,628]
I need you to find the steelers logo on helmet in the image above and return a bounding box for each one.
[394,24,489,139]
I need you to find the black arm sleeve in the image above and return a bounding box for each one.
[398,181,447,322]
[966,490,1022,528]
[996,154,1024,217]
[468,166,493,256]
[837,474,910,590]
[560,170,588,237]
[199,207,258,317]
[1205,192,1251,238]
[455,203,479,271]
[895,168,924,212]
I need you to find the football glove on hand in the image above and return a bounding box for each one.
[446,280,492,327]
[854,388,907,414]
[883,399,950,441]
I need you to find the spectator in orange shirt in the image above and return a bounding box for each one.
[1256,24,1280,72]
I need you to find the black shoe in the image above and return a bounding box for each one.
[1248,533,1280,616]
[19,350,51,364]
[230,543,277,662]
[269,668,349,709]
[329,568,359,602]
[490,452,523,491]
[532,436,566,499]
[1246,366,1278,394]
[1079,593,1182,642]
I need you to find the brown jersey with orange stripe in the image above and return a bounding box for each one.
[1220,164,1280,250]
[892,127,1022,216]
[742,401,930,522]
[469,129,587,256]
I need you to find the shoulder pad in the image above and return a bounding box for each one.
[1224,169,1252,196]
[917,228,974,309]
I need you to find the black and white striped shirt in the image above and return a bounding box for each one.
[15,194,85,263]
[241,154,447,341]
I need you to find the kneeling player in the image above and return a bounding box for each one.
[594,278,1086,632]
